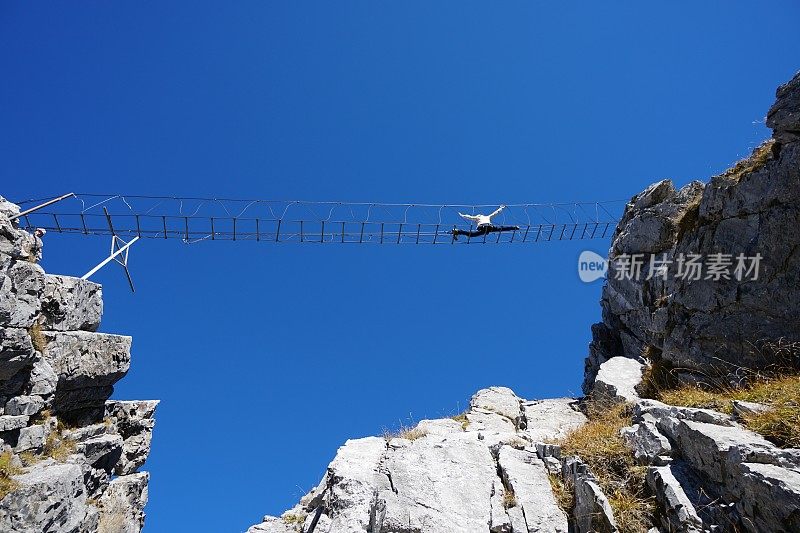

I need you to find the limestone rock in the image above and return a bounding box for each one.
[635,399,733,427]
[0,327,36,383]
[5,394,45,416]
[0,195,155,533]
[0,414,29,431]
[14,423,50,453]
[731,400,771,419]
[0,462,92,533]
[497,446,568,532]
[621,415,672,465]
[246,516,299,533]
[646,465,703,533]
[97,473,150,533]
[39,275,103,332]
[415,417,462,435]
[521,398,587,442]
[767,71,800,143]
[585,72,800,388]
[105,400,159,475]
[249,387,585,533]
[0,200,42,262]
[658,418,800,531]
[325,436,387,532]
[564,457,618,533]
[28,356,58,396]
[41,330,131,415]
[0,256,44,329]
[74,434,124,472]
[471,386,523,421]
[379,432,496,531]
[592,356,644,403]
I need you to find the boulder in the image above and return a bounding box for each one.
[5,395,45,416]
[521,398,587,442]
[592,356,644,403]
[0,414,29,431]
[620,415,672,465]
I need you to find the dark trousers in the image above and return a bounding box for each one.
[453,224,520,238]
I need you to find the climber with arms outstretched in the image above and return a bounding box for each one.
[451,205,520,240]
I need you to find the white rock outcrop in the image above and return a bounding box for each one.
[248,387,582,533]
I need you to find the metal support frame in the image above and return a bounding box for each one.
[81,208,139,292]
[10,193,75,220]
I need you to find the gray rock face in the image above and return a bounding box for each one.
[105,400,159,476]
[41,330,131,416]
[497,446,568,532]
[0,197,157,533]
[592,356,644,403]
[0,462,91,533]
[731,399,771,419]
[584,70,800,391]
[646,465,703,532]
[563,457,617,533]
[522,398,587,442]
[620,414,672,466]
[248,387,585,533]
[5,394,45,416]
[97,473,150,533]
[621,393,800,532]
[768,71,800,143]
[0,255,44,329]
[39,275,103,332]
[0,197,42,262]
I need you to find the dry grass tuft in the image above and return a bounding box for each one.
[716,140,775,184]
[548,473,574,515]
[282,512,306,524]
[29,322,47,353]
[0,451,22,500]
[660,374,800,447]
[383,423,428,442]
[451,412,470,431]
[558,401,654,533]
[398,426,427,441]
[43,431,76,462]
[502,488,517,509]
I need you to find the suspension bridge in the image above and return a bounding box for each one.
[9,193,624,291]
[13,193,624,246]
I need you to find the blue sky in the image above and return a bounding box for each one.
[2,3,798,532]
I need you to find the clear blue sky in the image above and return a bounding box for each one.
[2,3,798,531]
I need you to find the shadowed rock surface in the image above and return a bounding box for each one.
[585,72,800,392]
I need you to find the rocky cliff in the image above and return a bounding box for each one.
[247,72,800,533]
[0,198,158,532]
[585,72,800,391]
